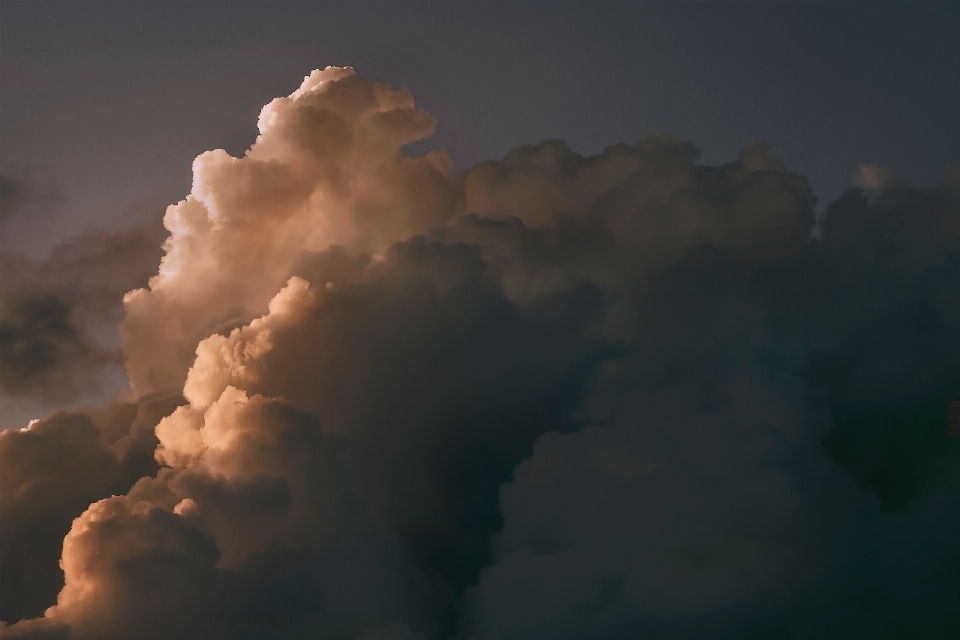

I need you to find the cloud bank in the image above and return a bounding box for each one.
[2,68,958,639]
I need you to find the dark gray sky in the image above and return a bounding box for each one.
[2,1,958,256]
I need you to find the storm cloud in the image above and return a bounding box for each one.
[1,69,957,639]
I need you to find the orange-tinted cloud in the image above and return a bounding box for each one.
[3,68,958,639]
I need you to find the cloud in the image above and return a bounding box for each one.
[0,393,183,623]
[0,210,166,421]
[120,67,456,397]
[462,158,960,639]
[814,182,960,512]
[0,291,99,394]
[2,68,958,639]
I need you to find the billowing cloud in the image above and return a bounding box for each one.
[0,393,184,623]
[2,68,957,639]
[120,68,456,397]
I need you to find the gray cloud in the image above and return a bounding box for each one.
[0,206,166,420]
[462,164,960,639]
[2,69,957,639]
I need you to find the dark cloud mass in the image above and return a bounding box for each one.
[1,69,958,639]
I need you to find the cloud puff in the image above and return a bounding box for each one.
[121,67,456,397]
[3,68,958,639]
[0,393,183,623]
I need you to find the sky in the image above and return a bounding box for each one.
[2,1,958,255]
[1,2,959,639]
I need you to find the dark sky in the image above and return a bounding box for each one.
[2,1,958,255]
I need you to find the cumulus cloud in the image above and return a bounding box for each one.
[120,67,456,397]
[2,68,958,639]
[0,393,184,623]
